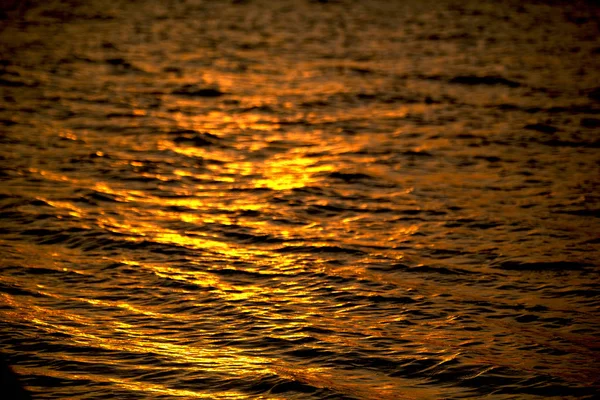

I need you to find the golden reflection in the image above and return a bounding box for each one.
[15,365,254,399]
[42,199,85,218]
[58,130,80,141]
[132,260,270,302]
[159,139,333,190]
[93,182,145,202]
[157,138,236,164]
[234,113,279,132]
[271,362,454,400]
[26,169,145,205]
[5,290,275,376]
[29,168,71,183]
[253,156,334,190]
[153,231,271,261]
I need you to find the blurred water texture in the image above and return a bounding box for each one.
[0,0,599,398]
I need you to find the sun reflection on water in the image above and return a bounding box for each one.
[1,0,599,398]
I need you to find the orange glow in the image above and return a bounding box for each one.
[2,1,598,397]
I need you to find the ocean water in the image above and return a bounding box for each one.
[1,0,599,398]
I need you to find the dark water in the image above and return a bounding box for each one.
[1,0,599,398]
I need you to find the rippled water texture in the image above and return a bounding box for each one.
[1,0,599,398]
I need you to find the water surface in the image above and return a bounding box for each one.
[1,0,599,398]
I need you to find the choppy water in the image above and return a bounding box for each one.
[1,0,599,398]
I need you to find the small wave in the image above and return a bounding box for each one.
[581,118,600,128]
[586,87,600,102]
[220,230,284,244]
[171,130,221,147]
[558,209,600,218]
[327,171,373,183]
[0,77,31,88]
[74,189,123,204]
[368,263,473,276]
[276,245,365,256]
[541,138,600,148]
[493,260,593,271]
[333,292,418,305]
[523,123,559,134]
[172,85,225,97]
[209,267,285,280]
[241,374,322,397]
[0,282,45,298]
[448,75,521,88]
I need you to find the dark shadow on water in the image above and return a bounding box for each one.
[0,354,33,400]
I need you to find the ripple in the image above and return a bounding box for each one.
[1,0,599,399]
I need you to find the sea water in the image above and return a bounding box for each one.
[0,0,599,398]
